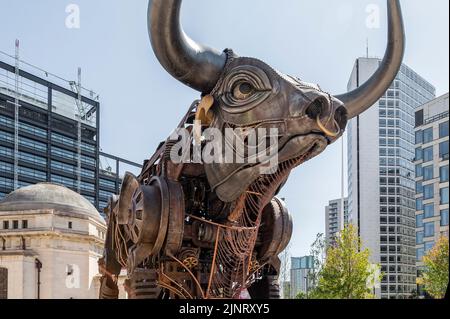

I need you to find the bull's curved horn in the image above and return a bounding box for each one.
[336,0,405,119]
[148,0,227,93]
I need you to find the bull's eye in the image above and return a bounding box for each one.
[232,82,255,100]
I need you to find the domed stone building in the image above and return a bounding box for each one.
[0,183,107,299]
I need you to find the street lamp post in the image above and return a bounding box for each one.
[304,272,309,299]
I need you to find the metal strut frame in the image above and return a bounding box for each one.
[13,40,20,190]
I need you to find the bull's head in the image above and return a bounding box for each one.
[148,0,405,203]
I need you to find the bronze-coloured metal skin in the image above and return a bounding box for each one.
[148,0,227,93]
[205,54,347,202]
[100,0,405,300]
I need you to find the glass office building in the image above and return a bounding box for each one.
[414,93,449,285]
[347,58,435,298]
[0,58,141,217]
[290,256,314,299]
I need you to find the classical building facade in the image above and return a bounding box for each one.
[0,183,108,299]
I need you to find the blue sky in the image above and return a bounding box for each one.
[0,0,448,257]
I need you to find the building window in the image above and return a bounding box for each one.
[424,241,435,253]
[416,199,423,211]
[416,164,423,178]
[423,184,434,200]
[440,121,449,139]
[415,147,423,161]
[441,166,449,183]
[440,141,449,159]
[416,110,424,127]
[416,214,424,228]
[424,203,434,218]
[51,174,76,189]
[18,166,47,181]
[100,179,116,189]
[19,122,47,139]
[423,165,434,181]
[423,128,433,144]
[22,220,28,229]
[0,162,13,173]
[441,208,448,227]
[424,222,435,238]
[415,130,423,144]
[417,248,425,262]
[441,209,449,227]
[2,221,8,230]
[416,181,423,194]
[12,220,18,229]
[68,222,73,229]
[441,187,449,205]
[19,137,47,153]
[80,182,95,192]
[423,146,433,162]
[416,231,424,245]
[19,152,47,167]
[51,147,76,161]
[0,177,13,189]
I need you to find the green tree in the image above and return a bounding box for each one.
[295,291,307,299]
[308,233,326,289]
[312,224,381,299]
[418,236,449,299]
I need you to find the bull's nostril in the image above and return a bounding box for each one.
[306,99,324,120]
[334,106,348,129]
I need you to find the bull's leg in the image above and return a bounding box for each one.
[99,275,120,299]
[124,268,163,299]
[247,276,281,299]
[247,262,281,299]
[99,203,123,299]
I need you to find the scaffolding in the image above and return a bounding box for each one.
[13,40,20,190]
[70,68,84,193]
[1,40,99,193]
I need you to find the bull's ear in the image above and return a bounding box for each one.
[336,0,405,119]
[148,0,227,93]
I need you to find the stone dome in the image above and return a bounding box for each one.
[0,183,104,223]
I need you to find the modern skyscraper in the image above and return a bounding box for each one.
[290,256,314,299]
[347,58,435,299]
[325,197,348,244]
[0,56,142,216]
[414,93,449,277]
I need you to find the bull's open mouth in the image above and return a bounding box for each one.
[277,133,328,165]
[244,133,328,212]
[212,132,328,203]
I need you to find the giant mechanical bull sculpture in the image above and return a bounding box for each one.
[99,0,405,299]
